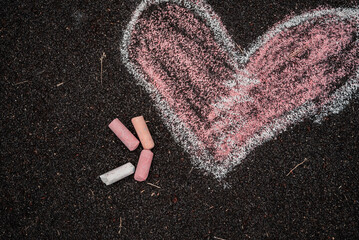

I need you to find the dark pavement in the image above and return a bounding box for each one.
[1,0,358,239]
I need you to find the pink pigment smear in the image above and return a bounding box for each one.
[126,2,359,164]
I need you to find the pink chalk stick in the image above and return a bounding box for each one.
[109,118,140,151]
[134,150,153,182]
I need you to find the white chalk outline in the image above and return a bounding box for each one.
[121,0,359,179]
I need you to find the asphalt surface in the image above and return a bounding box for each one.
[1,0,359,239]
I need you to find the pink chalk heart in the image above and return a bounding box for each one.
[121,0,359,179]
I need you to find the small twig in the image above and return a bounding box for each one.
[56,82,65,87]
[288,45,309,60]
[100,52,106,84]
[236,43,245,54]
[214,236,226,240]
[188,167,194,174]
[147,182,161,189]
[15,80,29,85]
[36,70,45,75]
[118,217,122,235]
[287,158,308,176]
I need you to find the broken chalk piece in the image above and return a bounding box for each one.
[100,162,135,185]
[131,116,154,150]
[134,150,153,182]
[109,118,140,151]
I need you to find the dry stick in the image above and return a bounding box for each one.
[100,52,106,84]
[147,182,161,189]
[118,217,122,235]
[214,236,226,240]
[288,45,309,60]
[286,158,308,176]
[236,43,245,54]
[14,80,29,85]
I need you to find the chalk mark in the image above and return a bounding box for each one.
[121,1,359,179]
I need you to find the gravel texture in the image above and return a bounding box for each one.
[1,0,358,239]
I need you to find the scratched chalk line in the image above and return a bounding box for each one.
[121,0,359,179]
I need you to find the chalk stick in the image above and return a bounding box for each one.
[134,150,153,182]
[131,116,154,150]
[100,162,135,185]
[109,118,140,151]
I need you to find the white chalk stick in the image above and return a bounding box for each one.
[100,162,135,185]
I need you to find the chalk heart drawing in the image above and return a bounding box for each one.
[121,0,359,179]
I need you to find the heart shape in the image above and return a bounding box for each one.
[121,0,359,179]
